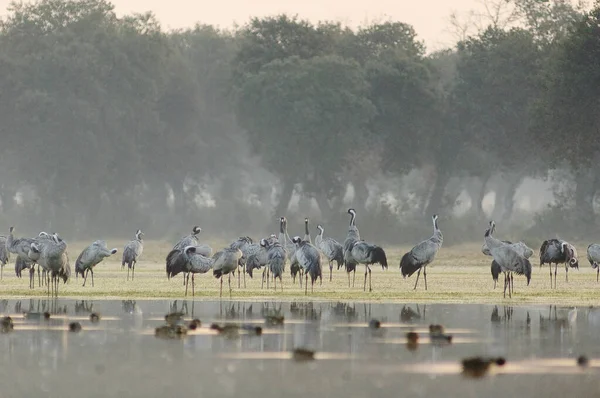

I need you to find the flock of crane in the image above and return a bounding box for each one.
[0,208,599,298]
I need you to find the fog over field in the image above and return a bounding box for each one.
[0,0,597,246]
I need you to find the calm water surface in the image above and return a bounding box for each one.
[0,299,598,398]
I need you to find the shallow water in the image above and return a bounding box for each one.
[0,299,599,397]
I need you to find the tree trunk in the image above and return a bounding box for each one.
[350,177,369,215]
[574,168,595,231]
[426,171,451,216]
[499,173,525,222]
[476,173,491,221]
[274,179,294,217]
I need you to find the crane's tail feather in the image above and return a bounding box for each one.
[491,260,501,282]
[369,247,388,269]
[399,252,420,278]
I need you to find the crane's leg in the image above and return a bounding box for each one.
[510,273,514,295]
[1,264,2,280]
[228,273,232,298]
[280,276,283,292]
[353,269,356,287]
[329,261,333,282]
[127,266,130,281]
[183,272,186,286]
[493,278,497,289]
[565,265,568,282]
[38,265,41,287]
[185,273,189,297]
[548,263,552,288]
[219,277,223,298]
[312,277,315,293]
[243,267,246,289]
[508,273,512,299]
[132,262,135,281]
[305,273,308,296]
[267,269,270,289]
[82,270,87,287]
[413,269,421,290]
[364,267,368,291]
[192,274,195,297]
[274,275,276,291]
[597,267,599,282]
[368,266,372,292]
[503,273,507,299]
[424,266,427,291]
[299,270,302,288]
[554,263,558,289]
[347,271,351,288]
[261,268,265,289]
[91,269,94,287]
[237,268,240,289]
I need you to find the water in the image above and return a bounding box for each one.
[0,299,598,397]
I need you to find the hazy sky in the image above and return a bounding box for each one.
[0,0,484,52]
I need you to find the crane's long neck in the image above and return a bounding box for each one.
[432,217,443,244]
[279,219,287,244]
[304,220,309,236]
[350,212,356,227]
[318,227,324,238]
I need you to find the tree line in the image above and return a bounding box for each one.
[0,0,597,243]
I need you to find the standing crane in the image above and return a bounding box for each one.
[484,226,531,298]
[342,208,360,287]
[315,225,343,282]
[264,238,286,291]
[291,236,322,295]
[482,221,533,290]
[587,243,600,282]
[0,235,9,280]
[75,240,118,287]
[540,238,579,289]
[213,247,243,298]
[399,214,443,291]
[122,229,144,281]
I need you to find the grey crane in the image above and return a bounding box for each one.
[75,240,118,287]
[291,236,322,295]
[212,247,243,297]
[343,209,387,292]
[0,235,9,280]
[315,224,343,282]
[482,221,534,290]
[484,226,531,298]
[122,229,144,281]
[587,243,600,282]
[30,233,70,296]
[243,234,278,282]
[169,226,212,286]
[399,214,443,291]
[540,238,579,288]
[264,238,286,291]
[166,246,214,296]
[6,226,38,288]
[342,208,361,287]
[280,217,302,286]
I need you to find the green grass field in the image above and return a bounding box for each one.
[0,240,597,305]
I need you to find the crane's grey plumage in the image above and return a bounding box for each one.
[30,233,70,296]
[540,238,579,288]
[212,247,243,297]
[484,226,531,298]
[587,243,600,282]
[122,229,144,281]
[265,239,286,291]
[6,226,39,288]
[343,209,387,292]
[242,234,277,281]
[280,217,301,286]
[167,245,215,296]
[169,226,211,285]
[399,214,443,291]
[482,222,534,289]
[75,240,118,287]
[0,235,9,280]
[315,225,343,282]
[291,236,322,295]
[342,208,361,287]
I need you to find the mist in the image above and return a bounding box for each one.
[0,0,596,246]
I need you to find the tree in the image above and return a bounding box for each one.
[235,55,375,219]
[531,4,600,227]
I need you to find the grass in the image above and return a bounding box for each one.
[0,240,597,305]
